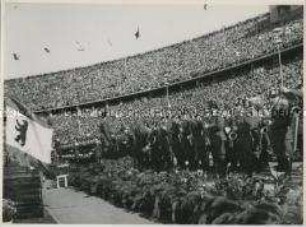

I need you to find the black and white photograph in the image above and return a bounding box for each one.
[1,0,304,224]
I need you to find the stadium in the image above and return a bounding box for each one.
[3,4,303,224]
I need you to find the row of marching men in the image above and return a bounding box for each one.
[96,86,302,175]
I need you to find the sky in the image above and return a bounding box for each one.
[4,3,269,79]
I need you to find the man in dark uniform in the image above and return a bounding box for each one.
[159,123,172,170]
[270,86,302,173]
[193,116,209,171]
[99,122,112,158]
[188,119,199,170]
[246,96,270,172]
[133,123,150,170]
[109,133,118,158]
[169,118,182,169]
[180,119,194,170]
[281,85,303,160]
[207,102,227,176]
[224,117,239,171]
[117,126,133,157]
[52,138,61,163]
[94,138,102,164]
[201,118,211,171]
[149,125,162,171]
[234,98,260,174]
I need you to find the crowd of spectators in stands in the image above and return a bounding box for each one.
[5,13,303,111]
[49,55,302,146]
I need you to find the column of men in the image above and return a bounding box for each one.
[96,86,302,175]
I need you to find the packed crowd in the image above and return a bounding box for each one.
[5,14,303,111]
[49,55,302,146]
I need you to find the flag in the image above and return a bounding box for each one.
[12,53,19,60]
[74,41,85,51]
[135,27,140,39]
[4,96,53,165]
[107,38,113,46]
[43,47,50,53]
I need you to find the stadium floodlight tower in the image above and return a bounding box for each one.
[272,27,284,87]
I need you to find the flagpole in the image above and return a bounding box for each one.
[273,27,284,88]
[76,92,82,138]
[77,111,82,139]
[166,83,170,108]
[123,57,127,92]
[277,44,283,88]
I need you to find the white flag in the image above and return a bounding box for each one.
[5,97,53,164]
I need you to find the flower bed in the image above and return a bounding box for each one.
[68,157,302,224]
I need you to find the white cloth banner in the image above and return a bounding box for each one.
[6,106,53,164]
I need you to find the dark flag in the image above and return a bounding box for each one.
[107,38,113,46]
[43,47,50,53]
[135,27,140,39]
[74,41,85,51]
[12,53,19,60]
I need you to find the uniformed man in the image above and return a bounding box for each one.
[207,102,227,176]
[149,126,162,171]
[116,126,133,157]
[247,96,271,172]
[233,98,261,174]
[270,85,302,173]
[133,123,150,169]
[188,119,199,170]
[193,117,208,171]
[280,85,303,160]
[99,122,111,158]
[94,138,102,163]
[224,117,239,171]
[202,117,212,171]
[169,119,182,169]
[159,124,172,170]
[180,119,194,170]
[52,138,61,163]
